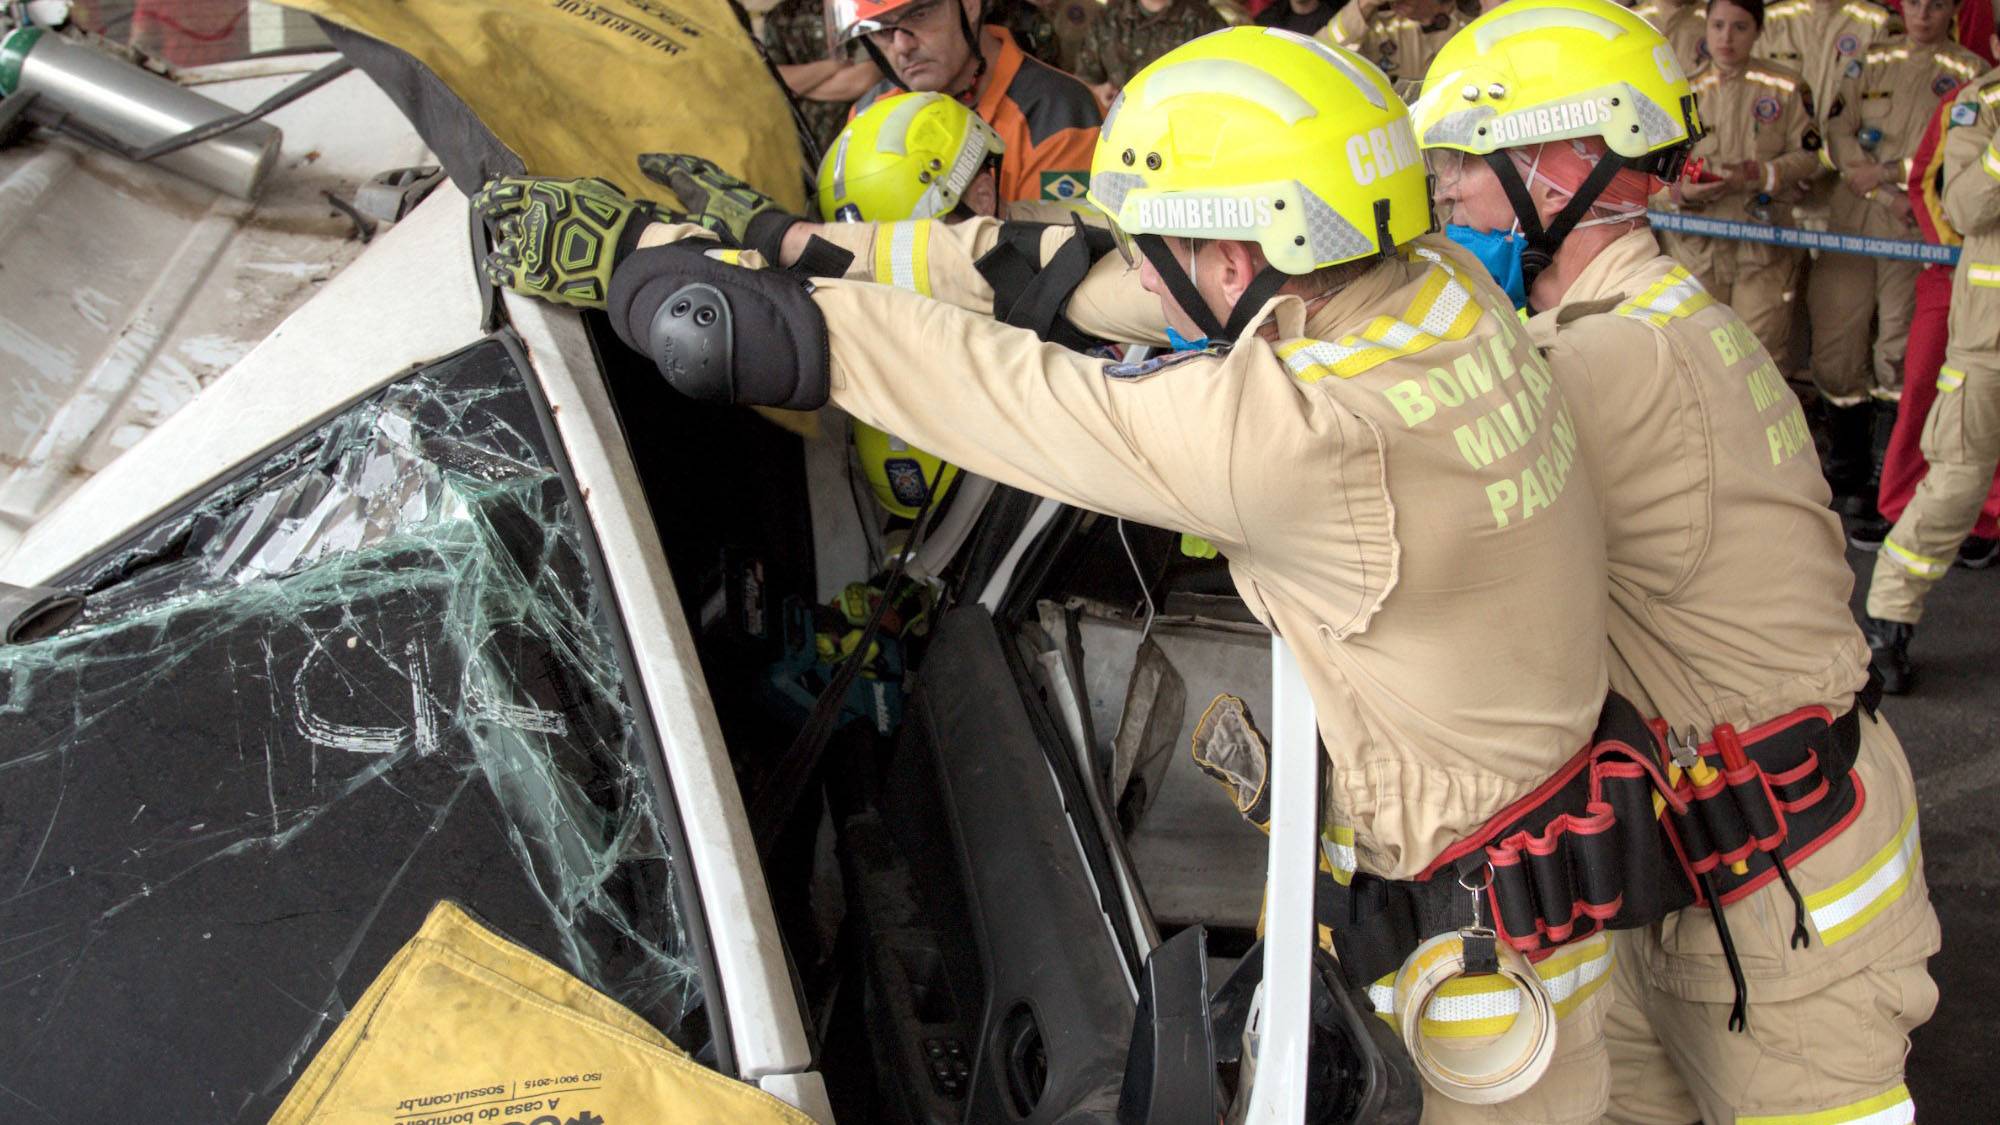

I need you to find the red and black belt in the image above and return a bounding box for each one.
[1319,684,1874,1030]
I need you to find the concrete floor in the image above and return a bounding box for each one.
[1842,540,2000,1118]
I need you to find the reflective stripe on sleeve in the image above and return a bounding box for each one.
[1735,1083,1915,1124]
[1882,537,1951,579]
[1615,265,1716,327]
[1936,366,1965,392]
[1278,248,1483,381]
[1804,805,1921,944]
[1984,143,2000,182]
[1967,263,2000,288]
[873,221,932,297]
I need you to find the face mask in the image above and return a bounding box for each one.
[1445,223,1528,310]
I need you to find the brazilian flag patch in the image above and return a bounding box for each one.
[1041,171,1088,201]
[1952,103,1979,128]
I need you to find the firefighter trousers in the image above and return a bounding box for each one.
[1868,358,2000,622]
[1808,250,1920,404]
[1603,713,1940,1123]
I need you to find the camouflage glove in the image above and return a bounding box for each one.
[638,152,799,262]
[470,175,660,309]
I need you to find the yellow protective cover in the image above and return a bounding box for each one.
[270,901,815,1125]
[277,0,807,213]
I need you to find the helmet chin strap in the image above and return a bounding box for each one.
[1480,147,1633,293]
[1135,234,1290,345]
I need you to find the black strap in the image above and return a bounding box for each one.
[791,234,857,279]
[1481,147,1635,297]
[1223,267,1290,340]
[1134,233,1227,341]
[974,216,1120,349]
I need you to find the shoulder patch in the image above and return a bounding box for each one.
[1845,58,1864,79]
[1841,34,1864,57]
[1936,74,1963,98]
[1952,102,1980,127]
[1754,95,1782,122]
[1008,57,1103,145]
[1040,170,1089,201]
[1103,349,1210,380]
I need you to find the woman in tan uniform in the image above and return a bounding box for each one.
[1659,0,1821,358]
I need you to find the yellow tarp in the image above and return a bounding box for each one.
[271,901,816,1125]
[277,0,806,212]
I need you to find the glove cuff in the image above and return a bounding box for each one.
[745,208,801,264]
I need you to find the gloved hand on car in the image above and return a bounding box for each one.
[638,152,802,263]
[470,175,663,309]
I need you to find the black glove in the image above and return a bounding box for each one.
[608,243,830,411]
[638,152,800,262]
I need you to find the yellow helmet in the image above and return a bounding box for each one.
[1409,0,1700,169]
[1085,27,1431,338]
[853,420,960,519]
[817,92,1006,223]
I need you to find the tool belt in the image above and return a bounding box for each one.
[1320,689,1871,992]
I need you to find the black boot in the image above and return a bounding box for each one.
[1823,403,1877,515]
[1863,616,1916,695]
[1847,512,1892,551]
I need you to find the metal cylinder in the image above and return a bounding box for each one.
[0,28,281,199]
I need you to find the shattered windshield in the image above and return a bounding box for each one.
[0,337,708,1121]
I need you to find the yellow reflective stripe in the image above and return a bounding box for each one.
[1410,935,1612,1039]
[1615,266,1715,326]
[1937,366,1966,392]
[1806,805,1921,944]
[1969,263,2000,288]
[1983,144,2000,182]
[1279,249,1483,382]
[874,221,932,297]
[1322,824,1357,887]
[1883,537,1951,579]
[1736,1083,1914,1124]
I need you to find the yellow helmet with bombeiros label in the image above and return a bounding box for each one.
[1410,0,1699,169]
[817,92,1005,223]
[1084,27,1432,339]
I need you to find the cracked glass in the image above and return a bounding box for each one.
[0,338,706,1122]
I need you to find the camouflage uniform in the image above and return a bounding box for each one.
[763,0,852,156]
[1074,0,1227,89]
[1000,0,1103,74]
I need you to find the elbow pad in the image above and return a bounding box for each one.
[608,244,831,410]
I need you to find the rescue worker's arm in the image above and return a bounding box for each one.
[607,244,1250,538]
[1940,88,2000,235]
[1321,0,1381,54]
[1822,73,1869,176]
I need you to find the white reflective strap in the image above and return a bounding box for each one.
[1385,935,1612,1039]
[1805,805,1921,944]
[1882,537,1951,579]
[1736,1083,1915,1124]
[1322,824,1358,886]
[1618,266,1713,325]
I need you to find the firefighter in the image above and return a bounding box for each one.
[1657,0,1820,360]
[1807,0,1981,517]
[827,0,1102,207]
[1864,55,2000,690]
[479,27,1624,1118]
[1636,0,1712,76]
[1412,3,1939,1122]
[1318,0,1469,96]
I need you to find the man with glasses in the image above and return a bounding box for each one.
[829,0,1103,206]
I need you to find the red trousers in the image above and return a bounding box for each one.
[1878,264,2000,536]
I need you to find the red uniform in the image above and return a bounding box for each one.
[1879,83,2000,536]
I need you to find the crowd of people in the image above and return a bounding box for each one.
[464,0,1982,1117]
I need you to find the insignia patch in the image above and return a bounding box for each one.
[1102,349,1210,380]
[1935,75,1961,97]
[1952,102,1980,127]
[834,202,863,221]
[1844,58,1863,78]
[1041,171,1088,201]
[1066,2,1087,20]
[1837,33,1859,55]
[1754,96,1781,122]
[884,457,931,508]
